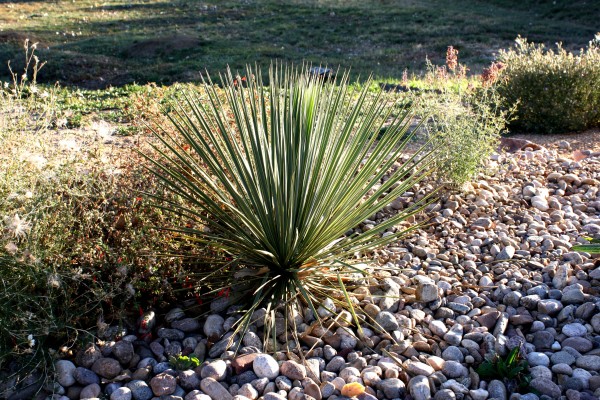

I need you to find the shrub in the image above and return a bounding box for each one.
[146,65,439,348]
[412,48,512,186]
[0,43,193,395]
[494,34,600,134]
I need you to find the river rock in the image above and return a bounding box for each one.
[253,354,279,379]
[200,377,233,400]
[91,358,122,379]
[55,360,77,387]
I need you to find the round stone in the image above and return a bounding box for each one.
[441,360,468,378]
[487,380,507,400]
[203,315,225,340]
[405,360,434,376]
[527,352,550,367]
[179,370,201,390]
[408,375,430,400]
[242,331,262,348]
[55,360,77,387]
[150,372,177,396]
[552,363,573,376]
[561,289,585,304]
[238,383,258,399]
[550,351,575,365]
[530,365,552,380]
[165,308,185,323]
[339,367,360,382]
[591,314,600,333]
[576,355,600,371]
[80,383,101,399]
[469,389,489,400]
[105,383,123,397]
[200,377,234,399]
[532,331,554,350]
[573,368,592,388]
[157,328,185,340]
[75,344,102,369]
[441,346,464,362]
[125,380,153,400]
[317,298,336,318]
[496,245,515,260]
[91,357,122,379]
[73,367,99,386]
[416,283,439,302]
[563,337,593,353]
[326,356,346,372]
[537,299,563,315]
[563,323,587,337]
[280,360,307,381]
[429,320,448,337]
[275,376,292,391]
[171,318,201,332]
[529,378,561,399]
[110,387,132,400]
[443,324,463,346]
[380,378,405,398]
[112,341,135,365]
[200,360,228,381]
[434,389,456,400]
[375,311,399,331]
[252,354,279,379]
[137,357,157,370]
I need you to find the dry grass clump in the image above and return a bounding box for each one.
[0,43,195,395]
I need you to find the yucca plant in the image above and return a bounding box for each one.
[572,237,600,254]
[144,65,439,349]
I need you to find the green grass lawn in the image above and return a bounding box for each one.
[0,0,598,88]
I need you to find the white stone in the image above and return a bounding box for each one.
[253,354,280,379]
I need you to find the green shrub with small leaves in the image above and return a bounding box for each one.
[412,53,513,186]
[494,34,600,134]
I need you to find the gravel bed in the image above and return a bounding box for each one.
[5,143,600,400]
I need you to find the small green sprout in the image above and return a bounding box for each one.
[477,346,532,393]
[168,355,201,370]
